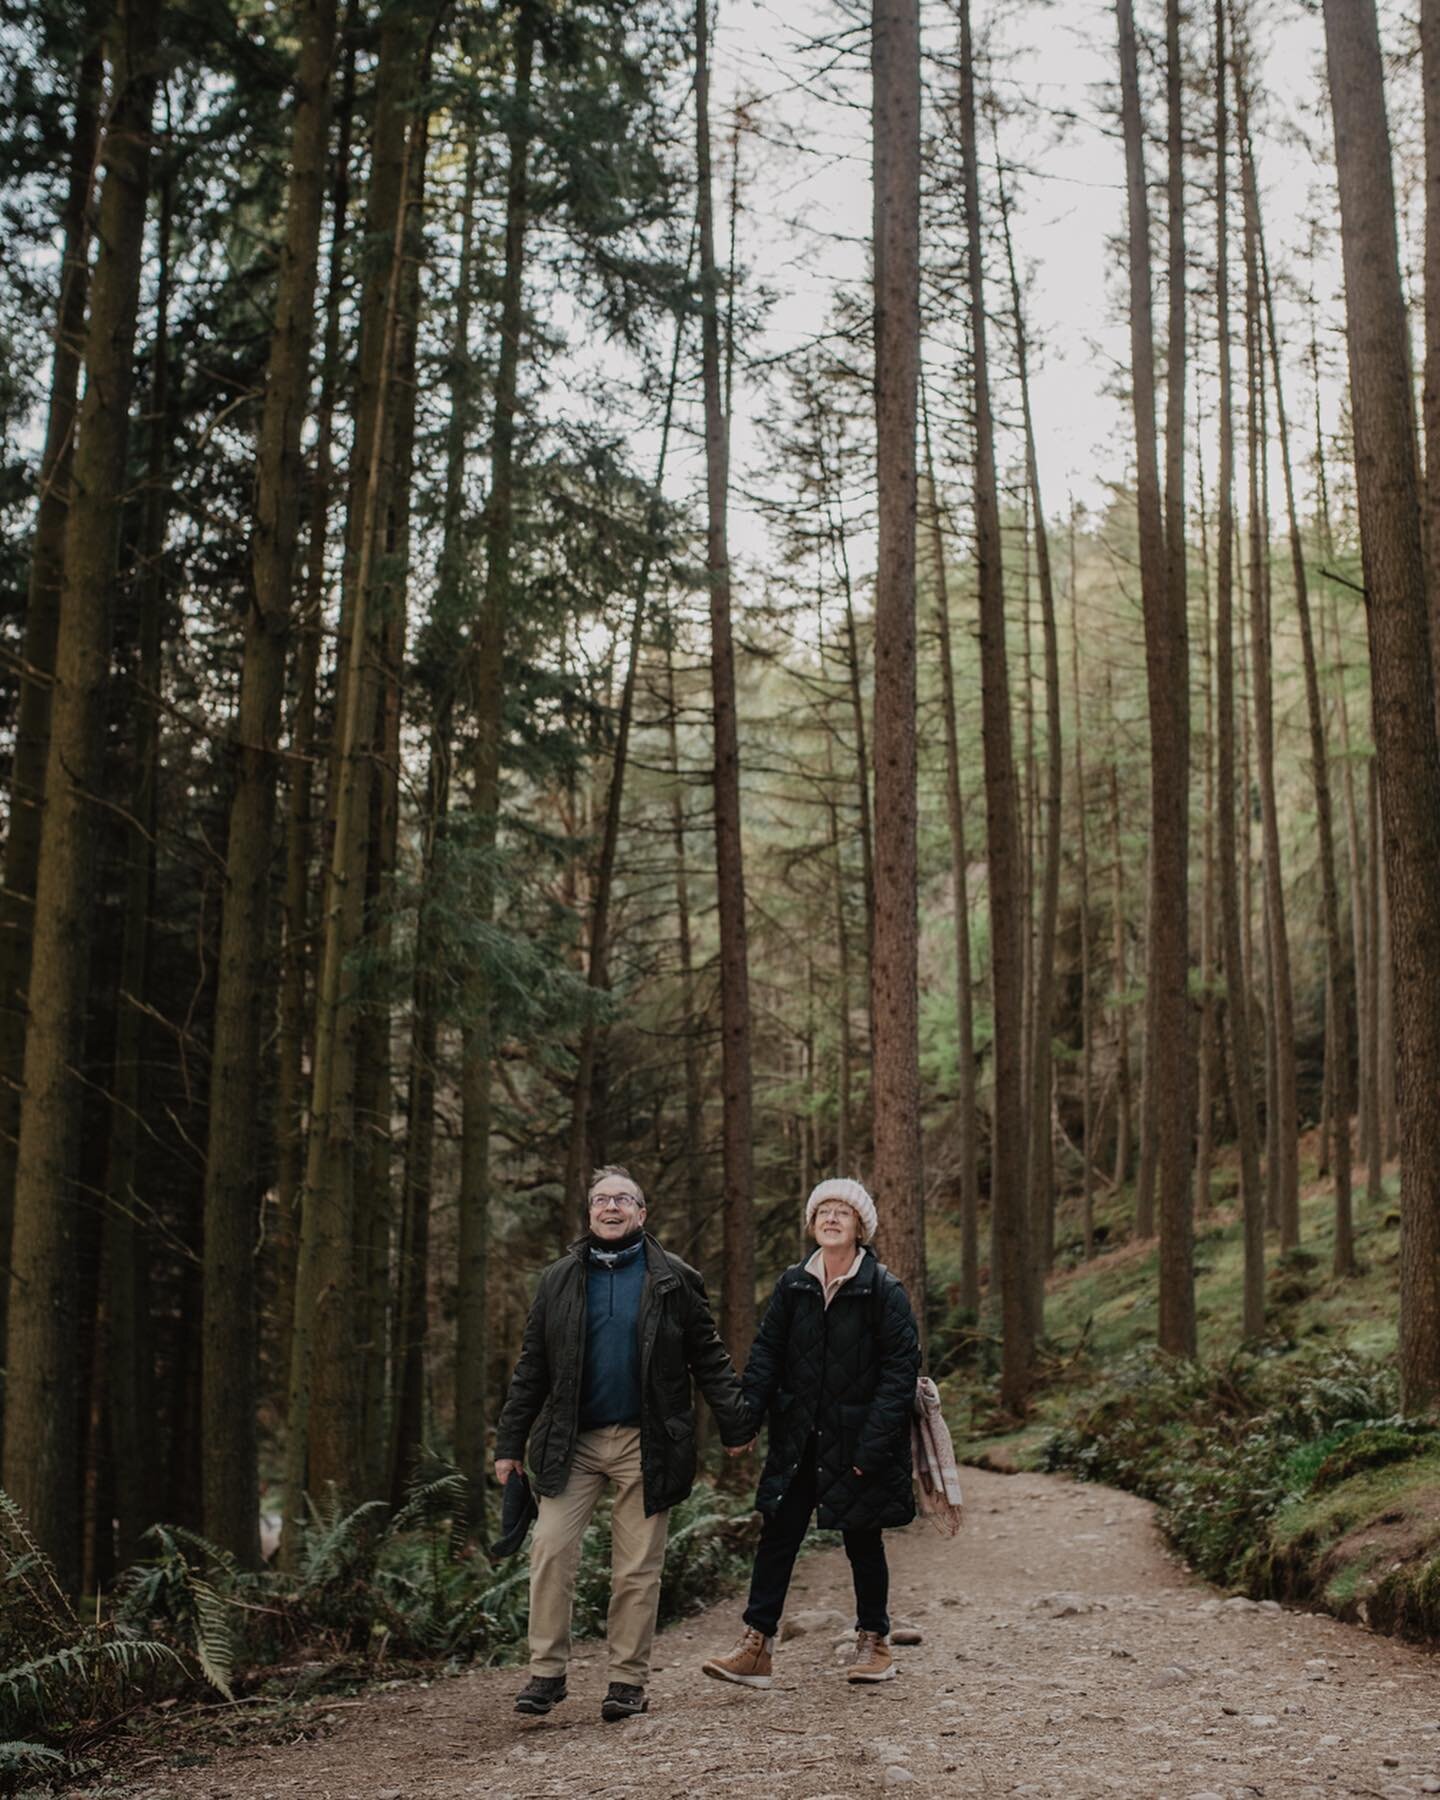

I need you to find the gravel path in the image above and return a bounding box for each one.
[128,1468,1440,1799]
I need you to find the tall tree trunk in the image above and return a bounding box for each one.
[959,0,1029,1404]
[871,0,925,1331]
[697,0,758,1362]
[1213,0,1265,1335]
[66,75,166,1591]
[456,9,535,1529]
[1070,510,1095,1258]
[1019,500,1036,1156]
[1257,219,1356,1274]
[1423,0,1440,706]
[204,0,337,1565]
[456,4,535,1525]
[274,10,359,1413]
[1118,0,1195,1351]
[1237,551,1257,1018]
[103,181,173,1573]
[1365,759,1383,1204]
[355,97,428,1504]
[564,292,689,1204]
[1323,0,1440,1408]
[1134,939,1158,1236]
[1237,66,1300,1250]
[664,632,708,1261]
[1378,860,1398,1159]
[1194,378,1218,1216]
[0,28,102,1400]
[389,123,480,1505]
[3,0,160,1591]
[922,386,980,1315]
[1312,308,1374,1202]
[284,24,426,1541]
[997,153,1062,1294]
[1108,722,1132,1191]
[824,435,877,1088]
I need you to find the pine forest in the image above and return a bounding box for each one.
[3,0,1440,1755]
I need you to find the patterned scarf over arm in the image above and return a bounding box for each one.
[910,1376,964,1537]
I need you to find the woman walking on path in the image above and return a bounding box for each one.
[701,1178,921,1689]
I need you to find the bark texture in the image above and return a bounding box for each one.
[1324,0,1440,1408]
[3,0,161,1590]
[697,0,757,1364]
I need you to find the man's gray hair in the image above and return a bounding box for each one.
[587,1163,646,1206]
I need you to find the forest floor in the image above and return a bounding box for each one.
[91,1465,1440,1800]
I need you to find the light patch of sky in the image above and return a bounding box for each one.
[667,0,1349,621]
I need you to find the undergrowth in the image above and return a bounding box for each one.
[2,1457,758,1791]
[1041,1345,1440,1637]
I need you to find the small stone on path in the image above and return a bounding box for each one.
[779,1607,849,1641]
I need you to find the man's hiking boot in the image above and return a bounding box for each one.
[700,1625,773,1689]
[846,1630,896,1683]
[514,1673,567,1715]
[601,1681,649,1721]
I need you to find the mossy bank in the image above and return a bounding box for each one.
[936,1151,1440,1649]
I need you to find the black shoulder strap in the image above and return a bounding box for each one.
[870,1259,890,1332]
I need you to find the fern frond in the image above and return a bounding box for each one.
[0,1491,77,1633]
[0,1640,179,1728]
[0,1740,65,1773]
[387,1471,467,1540]
[187,1578,235,1700]
[297,1498,389,1592]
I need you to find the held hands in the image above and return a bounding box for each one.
[494,1457,524,1486]
[723,1438,758,1458]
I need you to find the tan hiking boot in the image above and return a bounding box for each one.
[846,1629,896,1683]
[701,1625,773,1689]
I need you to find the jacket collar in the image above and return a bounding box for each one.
[787,1242,878,1296]
[567,1230,678,1290]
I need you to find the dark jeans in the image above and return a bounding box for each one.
[742,1434,890,1638]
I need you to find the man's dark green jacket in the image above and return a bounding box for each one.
[494,1234,752,1516]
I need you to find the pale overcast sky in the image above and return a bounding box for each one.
[696,0,1349,594]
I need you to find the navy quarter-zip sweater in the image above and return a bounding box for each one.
[578,1236,646,1429]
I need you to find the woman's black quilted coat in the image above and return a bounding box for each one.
[741,1246,920,1531]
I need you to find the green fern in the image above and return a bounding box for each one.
[0,1492,76,1639]
[0,1740,64,1770]
[0,1639,179,1729]
[186,1576,235,1700]
[118,1525,237,1699]
[387,1469,468,1542]
[298,1496,390,1594]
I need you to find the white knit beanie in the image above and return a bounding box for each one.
[805,1177,878,1244]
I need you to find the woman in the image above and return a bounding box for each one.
[700,1177,920,1688]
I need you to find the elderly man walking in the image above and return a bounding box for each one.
[494,1164,753,1721]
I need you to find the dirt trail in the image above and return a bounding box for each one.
[127,1468,1440,1799]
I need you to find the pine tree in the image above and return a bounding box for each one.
[1323,0,1440,1409]
[4,0,163,1589]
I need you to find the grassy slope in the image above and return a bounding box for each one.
[930,1146,1440,1643]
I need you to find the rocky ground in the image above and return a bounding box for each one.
[99,1467,1440,1799]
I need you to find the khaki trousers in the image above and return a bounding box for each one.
[527,1425,669,1685]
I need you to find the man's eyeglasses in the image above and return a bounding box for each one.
[589,1191,642,1210]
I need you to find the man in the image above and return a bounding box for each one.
[494,1164,753,1722]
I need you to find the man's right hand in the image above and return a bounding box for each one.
[494,1458,524,1486]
